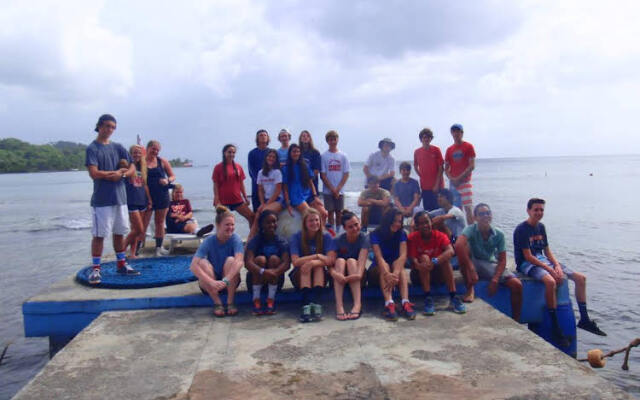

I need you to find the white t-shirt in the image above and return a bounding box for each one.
[256,168,282,201]
[429,206,466,237]
[321,150,351,194]
[366,150,394,178]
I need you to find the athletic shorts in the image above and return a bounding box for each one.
[288,266,329,290]
[91,204,129,237]
[323,194,344,212]
[517,254,574,280]
[127,204,147,212]
[472,258,516,283]
[421,190,438,211]
[450,182,473,208]
[224,202,245,211]
[366,262,407,287]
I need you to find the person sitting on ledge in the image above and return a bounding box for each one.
[455,203,522,321]
[513,198,606,346]
[358,176,391,232]
[190,206,243,317]
[408,211,466,316]
[166,184,197,234]
[428,188,466,243]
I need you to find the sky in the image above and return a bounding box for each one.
[1,0,639,164]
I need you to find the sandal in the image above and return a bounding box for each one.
[348,311,362,320]
[213,304,225,318]
[226,304,238,316]
[335,313,349,321]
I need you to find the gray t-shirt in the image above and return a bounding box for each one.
[365,150,394,178]
[334,232,370,260]
[85,140,131,207]
[429,206,466,237]
[321,150,350,195]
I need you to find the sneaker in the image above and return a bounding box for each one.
[382,303,398,321]
[578,319,607,336]
[450,296,467,314]
[423,297,435,316]
[252,299,263,316]
[300,305,312,323]
[402,302,416,320]
[553,330,571,348]
[155,247,169,257]
[265,298,276,315]
[88,268,101,285]
[117,263,141,276]
[310,303,323,322]
[196,224,214,237]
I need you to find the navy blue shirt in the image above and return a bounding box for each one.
[513,221,548,267]
[248,147,270,197]
[302,148,321,192]
[247,234,289,258]
[85,140,131,207]
[125,167,147,206]
[370,229,407,264]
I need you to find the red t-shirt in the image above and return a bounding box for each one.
[169,199,192,218]
[445,141,475,183]
[212,162,246,205]
[408,230,450,259]
[413,145,444,190]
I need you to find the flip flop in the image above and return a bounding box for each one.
[226,304,238,316]
[213,304,225,318]
[348,311,362,320]
[335,313,349,321]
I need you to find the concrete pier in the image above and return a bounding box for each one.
[14,300,631,399]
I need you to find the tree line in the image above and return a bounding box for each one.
[0,138,87,173]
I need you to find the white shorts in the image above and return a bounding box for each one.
[92,205,130,237]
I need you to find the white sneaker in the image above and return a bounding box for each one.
[155,247,169,257]
[117,263,141,276]
[88,268,101,284]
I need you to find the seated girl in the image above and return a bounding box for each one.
[190,206,243,317]
[282,144,328,222]
[331,210,369,320]
[409,211,466,315]
[367,208,416,321]
[166,184,197,234]
[245,210,290,315]
[248,149,284,239]
[289,208,336,322]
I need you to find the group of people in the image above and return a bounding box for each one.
[86,114,606,343]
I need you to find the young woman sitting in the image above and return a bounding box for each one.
[190,206,243,317]
[367,208,416,321]
[166,184,197,234]
[289,208,336,322]
[331,210,369,320]
[244,210,290,315]
[282,144,328,222]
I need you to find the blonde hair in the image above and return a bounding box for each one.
[129,145,147,183]
[171,183,183,201]
[215,205,234,226]
[301,208,323,256]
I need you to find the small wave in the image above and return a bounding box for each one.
[26,217,91,233]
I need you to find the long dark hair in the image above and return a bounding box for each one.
[373,208,403,240]
[222,144,239,181]
[286,143,310,188]
[299,130,316,152]
[261,149,279,177]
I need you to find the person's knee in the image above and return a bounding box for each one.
[572,272,586,285]
[255,256,267,266]
[542,275,556,290]
[508,278,523,293]
[268,255,280,268]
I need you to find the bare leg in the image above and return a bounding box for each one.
[311,263,326,287]
[570,272,587,303]
[346,259,362,315]
[126,211,144,257]
[454,241,476,302]
[222,256,240,305]
[440,260,457,293]
[91,236,104,258]
[235,203,255,226]
[463,205,474,225]
[183,222,197,234]
[542,274,557,309]
[193,261,222,305]
[333,258,347,317]
[154,208,168,239]
[361,206,370,228]
[505,277,523,322]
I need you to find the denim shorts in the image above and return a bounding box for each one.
[518,254,574,280]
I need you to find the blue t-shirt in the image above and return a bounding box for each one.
[282,163,313,206]
[277,148,289,166]
[513,221,548,268]
[335,232,370,260]
[85,140,131,207]
[247,234,288,258]
[302,148,321,191]
[289,231,336,257]
[195,233,244,275]
[370,229,408,264]
[392,178,421,207]
[248,147,270,195]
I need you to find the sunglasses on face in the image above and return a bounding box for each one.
[477,211,491,217]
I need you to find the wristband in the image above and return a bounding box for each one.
[431,257,438,266]
[222,277,229,286]
[259,268,265,275]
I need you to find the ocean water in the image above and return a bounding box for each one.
[0,155,639,398]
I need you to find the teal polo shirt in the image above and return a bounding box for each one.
[460,223,506,262]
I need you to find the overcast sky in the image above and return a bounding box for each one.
[2,0,639,164]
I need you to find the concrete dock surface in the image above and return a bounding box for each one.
[15,299,632,400]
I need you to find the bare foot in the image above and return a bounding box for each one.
[462,287,475,303]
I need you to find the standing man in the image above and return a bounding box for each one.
[364,138,395,191]
[455,203,522,321]
[445,124,475,224]
[320,130,350,233]
[514,198,606,345]
[413,128,444,211]
[86,114,139,284]
[276,128,291,167]
[248,129,270,212]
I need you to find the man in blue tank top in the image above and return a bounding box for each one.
[513,198,606,343]
[85,114,140,284]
